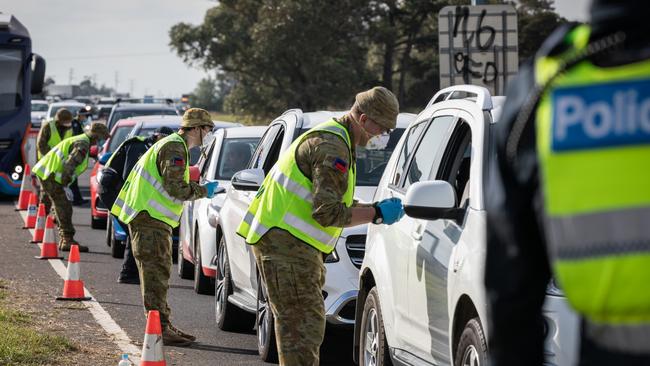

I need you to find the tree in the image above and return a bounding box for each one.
[77,77,114,96]
[190,76,227,112]
[514,0,566,62]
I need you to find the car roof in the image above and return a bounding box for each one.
[133,119,183,130]
[50,101,85,107]
[112,120,138,133]
[32,100,48,104]
[289,110,415,129]
[423,85,505,124]
[223,126,267,139]
[112,103,176,111]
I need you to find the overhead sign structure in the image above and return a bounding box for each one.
[438,5,518,96]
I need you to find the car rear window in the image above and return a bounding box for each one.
[108,126,134,152]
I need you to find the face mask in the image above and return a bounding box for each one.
[365,132,390,150]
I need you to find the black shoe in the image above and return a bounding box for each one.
[117,275,140,284]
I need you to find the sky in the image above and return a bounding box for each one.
[1,0,589,99]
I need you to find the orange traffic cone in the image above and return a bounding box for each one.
[141,310,166,366]
[55,245,91,301]
[15,164,33,211]
[23,193,38,229]
[30,204,47,243]
[35,215,64,260]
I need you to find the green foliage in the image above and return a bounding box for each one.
[171,0,566,116]
[77,77,115,97]
[190,76,226,112]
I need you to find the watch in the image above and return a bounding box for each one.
[372,204,384,225]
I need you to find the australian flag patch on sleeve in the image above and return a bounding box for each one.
[173,157,185,167]
[333,157,348,173]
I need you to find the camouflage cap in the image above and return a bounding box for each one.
[84,122,110,139]
[55,108,73,122]
[181,108,214,129]
[355,86,399,130]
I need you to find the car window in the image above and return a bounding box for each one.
[391,121,427,187]
[215,138,260,180]
[109,109,177,129]
[250,125,280,170]
[198,139,216,174]
[403,115,455,190]
[107,126,134,152]
[50,105,83,118]
[262,126,285,174]
[31,103,48,112]
[436,119,472,209]
[356,129,405,186]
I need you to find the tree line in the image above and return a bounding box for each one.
[170,0,564,119]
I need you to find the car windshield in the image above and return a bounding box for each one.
[108,126,134,152]
[0,49,23,115]
[31,103,48,112]
[50,105,83,118]
[295,127,405,186]
[110,109,177,126]
[215,138,260,180]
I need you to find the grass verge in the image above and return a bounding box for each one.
[0,280,77,365]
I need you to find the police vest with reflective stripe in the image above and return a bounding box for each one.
[110,133,188,228]
[237,119,355,254]
[32,133,89,185]
[38,120,73,160]
[535,24,650,324]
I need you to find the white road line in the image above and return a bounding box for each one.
[19,210,142,364]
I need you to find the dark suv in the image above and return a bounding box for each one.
[106,103,179,131]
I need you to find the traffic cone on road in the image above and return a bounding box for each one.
[15,164,33,211]
[23,193,38,229]
[30,204,46,243]
[35,215,64,260]
[141,310,166,366]
[55,245,91,301]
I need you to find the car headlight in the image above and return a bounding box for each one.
[546,277,564,296]
[324,249,339,263]
[95,168,103,184]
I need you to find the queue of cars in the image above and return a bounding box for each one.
[85,85,577,365]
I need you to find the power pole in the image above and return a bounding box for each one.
[68,68,74,85]
[114,71,119,93]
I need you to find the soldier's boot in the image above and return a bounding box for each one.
[168,323,196,342]
[59,237,89,253]
[162,326,193,347]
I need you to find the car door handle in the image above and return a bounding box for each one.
[411,224,424,241]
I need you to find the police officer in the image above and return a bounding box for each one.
[35,108,74,215]
[237,86,405,365]
[99,126,174,284]
[110,108,218,347]
[32,122,110,252]
[485,0,650,364]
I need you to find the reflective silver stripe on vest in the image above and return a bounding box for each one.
[283,212,337,248]
[548,206,650,260]
[52,147,65,161]
[318,125,347,137]
[271,170,313,203]
[243,211,269,239]
[114,198,138,219]
[133,165,183,205]
[148,199,181,223]
[584,320,650,354]
[55,172,63,181]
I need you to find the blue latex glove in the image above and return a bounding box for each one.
[375,197,404,225]
[203,180,219,198]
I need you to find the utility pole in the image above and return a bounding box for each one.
[68,68,74,85]
[114,71,119,93]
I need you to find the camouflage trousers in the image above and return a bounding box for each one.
[37,180,52,215]
[253,228,327,366]
[39,176,74,239]
[129,211,173,327]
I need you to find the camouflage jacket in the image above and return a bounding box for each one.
[61,138,89,185]
[155,136,207,201]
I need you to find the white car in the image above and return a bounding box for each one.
[214,109,416,361]
[30,99,49,127]
[177,126,265,294]
[354,85,579,366]
[44,100,86,125]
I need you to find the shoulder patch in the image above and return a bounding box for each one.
[172,157,185,167]
[333,157,348,173]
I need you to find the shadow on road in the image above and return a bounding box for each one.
[190,342,258,356]
[97,300,142,308]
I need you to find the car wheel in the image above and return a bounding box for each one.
[91,215,106,229]
[215,236,253,331]
[256,273,278,362]
[177,237,195,280]
[105,214,113,247]
[193,229,214,295]
[359,287,391,366]
[454,318,487,366]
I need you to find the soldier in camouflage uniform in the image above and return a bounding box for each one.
[37,122,110,252]
[118,108,217,347]
[35,108,74,215]
[251,87,405,365]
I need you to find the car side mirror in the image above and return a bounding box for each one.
[98,152,112,165]
[403,181,464,222]
[31,54,46,94]
[189,165,200,182]
[89,145,98,159]
[231,168,265,191]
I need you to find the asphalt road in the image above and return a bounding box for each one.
[1,168,356,365]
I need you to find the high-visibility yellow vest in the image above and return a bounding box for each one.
[237,119,356,254]
[111,133,189,228]
[32,133,89,185]
[38,120,73,160]
[535,24,650,323]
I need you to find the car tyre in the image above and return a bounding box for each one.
[454,317,487,366]
[215,236,253,331]
[359,287,392,366]
[91,215,106,230]
[193,229,214,295]
[177,237,195,280]
[105,214,113,247]
[256,273,278,362]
